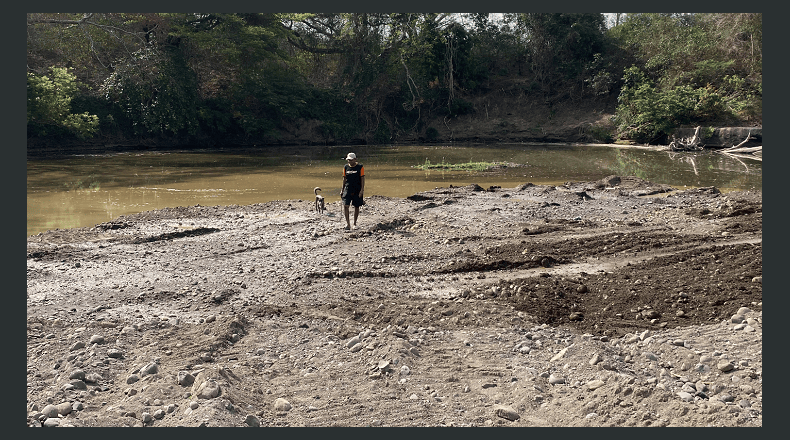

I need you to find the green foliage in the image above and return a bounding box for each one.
[27,67,99,138]
[25,12,761,147]
[614,66,742,142]
[101,47,200,136]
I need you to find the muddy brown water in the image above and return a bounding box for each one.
[27,143,761,236]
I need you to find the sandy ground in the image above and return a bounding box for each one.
[26,175,762,427]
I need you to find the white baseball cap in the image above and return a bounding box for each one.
[345,152,357,160]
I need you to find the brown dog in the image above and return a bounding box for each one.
[314,187,325,214]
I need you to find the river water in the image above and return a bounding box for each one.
[27,144,761,237]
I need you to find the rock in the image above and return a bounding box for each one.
[68,369,86,380]
[56,401,72,415]
[678,392,694,402]
[107,348,124,358]
[195,379,220,399]
[347,336,361,349]
[69,341,85,351]
[177,371,195,386]
[41,404,59,419]
[141,412,153,423]
[719,393,735,403]
[576,285,588,293]
[89,334,105,344]
[550,346,570,362]
[140,362,158,376]
[400,365,411,375]
[717,360,735,372]
[274,398,292,412]
[644,310,660,319]
[377,360,391,372]
[494,405,520,421]
[126,374,140,384]
[643,352,659,361]
[548,374,565,385]
[569,311,584,321]
[85,372,102,384]
[245,414,261,427]
[587,380,605,391]
[70,379,87,390]
[731,315,745,324]
[42,418,60,427]
[153,409,165,419]
[349,342,363,352]
[589,353,601,365]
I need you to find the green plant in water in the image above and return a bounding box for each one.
[414,159,505,172]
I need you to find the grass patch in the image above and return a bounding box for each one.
[414,159,510,172]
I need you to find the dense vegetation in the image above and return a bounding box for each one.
[26,13,761,147]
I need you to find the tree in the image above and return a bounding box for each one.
[27,67,99,138]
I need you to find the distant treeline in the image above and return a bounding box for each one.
[27,13,761,147]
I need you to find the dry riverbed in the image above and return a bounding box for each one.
[26,175,762,427]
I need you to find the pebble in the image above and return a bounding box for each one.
[245,414,261,427]
[177,371,195,386]
[107,348,124,358]
[643,352,659,361]
[274,398,292,412]
[85,372,102,383]
[41,404,58,419]
[89,334,105,344]
[494,405,520,421]
[550,346,570,362]
[677,392,694,402]
[346,336,361,348]
[195,379,220,399]
[717,360,735,372]
[586,380,605,391]
[548,374,565,385]
[141,412,153,423]
[43,418,60,427]
[140,362,158,376]
[69,341,85,351]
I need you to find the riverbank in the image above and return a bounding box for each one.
[26,176,762,427]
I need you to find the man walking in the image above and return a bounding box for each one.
[341,152,365,230]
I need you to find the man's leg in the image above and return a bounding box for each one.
[343,204,351,229]
[353,205,360,226]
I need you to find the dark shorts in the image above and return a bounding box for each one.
[342,192,364,207]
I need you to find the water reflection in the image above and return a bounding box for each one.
[27,144,761,236]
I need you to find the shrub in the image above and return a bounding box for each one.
[27,67,99,138]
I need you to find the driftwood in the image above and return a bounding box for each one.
[717,130,762,161]
[669,126,704,151]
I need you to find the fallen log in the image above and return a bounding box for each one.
[669,126,703,151]
[723,146,762,155]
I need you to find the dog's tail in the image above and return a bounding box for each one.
[314,187,322,195]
